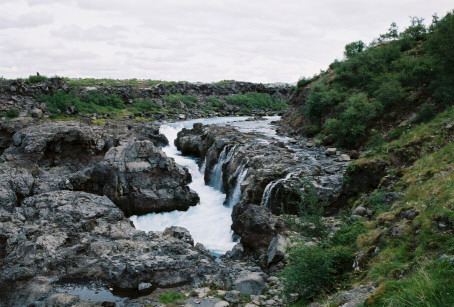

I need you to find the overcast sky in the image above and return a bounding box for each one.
[0,0,452,83]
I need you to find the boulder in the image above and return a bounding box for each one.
[233,271,267,295]
[225,290,241,303]
[325,148,337,156]
[231,204,284,249]
[267,234,289,265]
[30,108,42,118]
[70,140,199,216]
[352,206,367,217]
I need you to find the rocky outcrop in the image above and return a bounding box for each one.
[0,119,197,216]
[175,123,350,250]
[0,191,217,305]
[69,140,199,216]
[1,78,292,119]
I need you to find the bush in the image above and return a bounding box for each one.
[411,103,435,124]
[80,91,125,109]
[280,244,335,300]
[25,74,47,84]
[207,96,225,109]
[374,78,406,110]
[133,98,162,112]
[291,178,328,240]
[224,92,287,110]
[6,108,19,118]
[38,91,80,115]
[325,93,380,147]
[305,82,342,121]
[296,75,317,89]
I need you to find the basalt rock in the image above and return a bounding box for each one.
[69,139,199,216]
[175,123,350,249]
[0,119,195,216]
[0,191,217,306]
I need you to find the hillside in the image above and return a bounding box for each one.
[277,11,454,306]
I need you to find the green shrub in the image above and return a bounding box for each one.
[38,91,80,115]
[374,78,406,110]
[80,91,125,109]
[280,244,335,300]
[158,292,186,304]
[411,103,435,124]
[296,75,317,89]
[305,82,342,121]
[290,178,328,240]
[325,93,380,147]
[133,98,162,112]
[207,96,225,109]
[25,74,47,84]
[6,108,19,118]
[224,92,287,110]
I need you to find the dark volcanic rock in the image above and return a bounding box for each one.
[231,204,284,249]
[0,119,197,216]
[175,123,350,250]
[70,140,199,216]
[0,191,217,305]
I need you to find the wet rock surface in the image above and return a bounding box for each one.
[0,120,197,216]
[0,191,217,306]
[176,123,350,250]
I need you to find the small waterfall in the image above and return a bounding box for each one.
[260,171,298,209]
[209,145,236,191]
[200,157,206,174]
[226,165,248,207]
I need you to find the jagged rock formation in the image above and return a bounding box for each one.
[0,119,197,216]
[175,123,350,250]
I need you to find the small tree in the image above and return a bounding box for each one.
[344,40,366,59]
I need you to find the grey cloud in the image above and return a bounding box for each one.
[51,25,128,41]
[0,11,53,29]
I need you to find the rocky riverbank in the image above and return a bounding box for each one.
[175,122,352,253]
[0,116,315,306]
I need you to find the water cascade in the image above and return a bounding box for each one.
[209,145,237,191]
[130,117,247,255]
[131,116,284,255]
[260,171,299,209]
[226,165,248,207]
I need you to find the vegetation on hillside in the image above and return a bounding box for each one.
[36,90,287,119]
[283,11,454,306]
[295,11,454,148]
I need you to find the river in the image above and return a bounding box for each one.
[130,116,283,255]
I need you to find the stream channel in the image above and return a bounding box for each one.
[131,116,286,255]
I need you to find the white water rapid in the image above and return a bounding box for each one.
[130,117,248,255]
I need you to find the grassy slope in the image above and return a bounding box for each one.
[282,11,454,306]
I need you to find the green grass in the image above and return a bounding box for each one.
[367,261,454,306]
[158,292,186,304]
[25,74,48,84]
[224,92,288,111]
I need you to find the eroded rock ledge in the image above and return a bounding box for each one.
[0,119,197,216]
[176,123,351,250]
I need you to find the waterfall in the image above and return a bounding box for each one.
[209,145,236,191]
[260,171,298,209]
[226,165,248,207]
[200,157,206,174]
